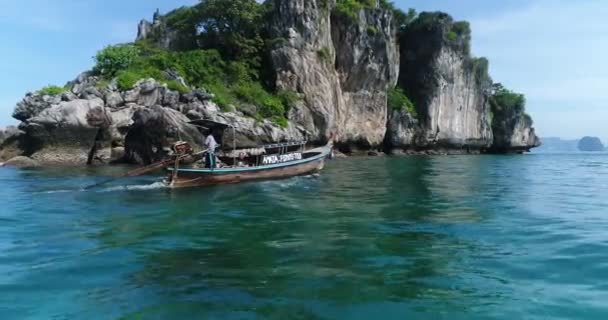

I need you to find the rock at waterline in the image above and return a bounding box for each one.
[2,156,40,168]
[578,136,605,152]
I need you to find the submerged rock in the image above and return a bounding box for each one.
[3,156,39,168]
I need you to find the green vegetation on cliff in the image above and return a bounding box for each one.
[490,83,533,129]
[95,43,287,122]
[333,0,417,30]
[388,88,417,116]
[409,12,472,55]
[94,44,140,77]
[490,83,526,114]
[38,85,65,96]
[334,0,375,20]
[92,0,295,126]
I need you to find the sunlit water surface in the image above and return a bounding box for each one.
[1,153,607,319]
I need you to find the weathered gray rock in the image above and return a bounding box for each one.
[136,19,154,42]
[123,105,204,164]
[80,86,103,100]
[105,91,124,109]
[109,104,139,144]
[120,79,163,107]
[0,126,24,161]
[134,9,192,50]
[13,93,52,121]
[70,72,98,95]
[385,109,421,151]
[61,91,78,102]
[270,0,398,148]
[2,156,39,168]
[163,90,180,109]
[20,98,113,165]
[208,112,306,149]
[491,110,540,153]
[123,88,139,103]
[119,78,164,106]
[238,104,258,117]
[394,12,493,151]
[332,9,399,147]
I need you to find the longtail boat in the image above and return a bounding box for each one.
[164,120,333,189]
[83,119,333,190]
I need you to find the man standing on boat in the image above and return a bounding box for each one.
[204,129,218,169]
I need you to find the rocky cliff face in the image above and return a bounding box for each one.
[2,5,541,166]
[0,126,22,162]
[491,111,540,153]
[270,0,398,151]
[6,74,303,165]
[386,12,493,153]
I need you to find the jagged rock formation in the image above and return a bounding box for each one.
[136,8,196,51]
[578,136,604,152]
[386,12,493,153]
[0,126,23,162]
[491,109,541,153]
[2,4,541,166]
[270,0,398,150]
[6,74,304,165]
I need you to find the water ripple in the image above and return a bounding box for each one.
[1,154,608,319]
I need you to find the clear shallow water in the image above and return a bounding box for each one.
[1,154,608,319]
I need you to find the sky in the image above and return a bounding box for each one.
[0,0,606,141]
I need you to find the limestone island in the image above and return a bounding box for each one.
[0,0,540,167]
[578,137,605,152]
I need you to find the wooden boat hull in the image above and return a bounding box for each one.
[166,146,331,189]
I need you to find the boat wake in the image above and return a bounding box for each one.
[39,189,77,194]
[36,181,166,194]
[96,181,167,192]
[258,174,320,190]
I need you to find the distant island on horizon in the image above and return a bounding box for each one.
[535,136,606,153]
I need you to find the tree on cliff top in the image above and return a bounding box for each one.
[490,83,526,114]
[94,44,140,77]
[195,0,265,68]
[334,0,417,31]
[406,12,472,56]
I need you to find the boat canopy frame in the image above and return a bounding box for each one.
[188,119,308,169]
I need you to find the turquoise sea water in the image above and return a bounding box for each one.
[1,154,608,319]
